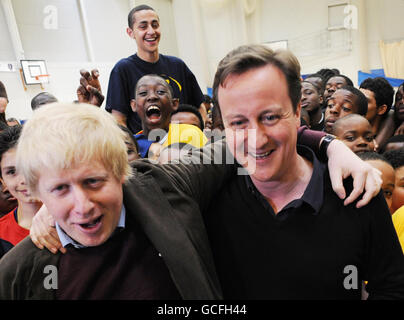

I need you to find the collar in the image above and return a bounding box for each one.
[56,205,126,249]
[134,53,160,65]
[245,145,325,215]
[318,112,324,125]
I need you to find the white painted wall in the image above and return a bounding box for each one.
[0,0,134,121]
[1,0,403,121]
[366,0,404,71]
[0,4,15,60]
[258,0,404,85]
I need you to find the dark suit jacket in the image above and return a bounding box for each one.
[0,157,233,300]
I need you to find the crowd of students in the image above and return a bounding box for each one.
[0,4,403,300]
[300,69,404,218]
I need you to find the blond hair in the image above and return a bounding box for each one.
[16,103,132,194]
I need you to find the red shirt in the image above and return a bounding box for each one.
[0,208,29,247]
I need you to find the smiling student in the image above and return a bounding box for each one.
[131,74,179,158]
[0,126,42,258]
[106,4,205,134]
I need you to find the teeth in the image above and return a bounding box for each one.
[147,106,160,112]
[249,150,273,159]
[146,106,161,119]
[81,217,101,228]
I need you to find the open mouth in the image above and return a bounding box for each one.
[145,37,158,43]
[146,105,162,123]
[78,215,103,231]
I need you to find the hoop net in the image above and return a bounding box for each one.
[35,74,50,84]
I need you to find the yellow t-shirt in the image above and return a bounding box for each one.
[392,206,404,253]
[163,123,208,148]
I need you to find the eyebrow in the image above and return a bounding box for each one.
[344,129,372,134]
[327,98,335,104]
[135,82,166,92]
[138,18,159,24]
[2,165,15,171]
[327,80,344,85]
[224,106,284,122]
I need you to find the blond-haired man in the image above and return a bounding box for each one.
[0,103,224,299]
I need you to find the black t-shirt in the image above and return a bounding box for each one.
[204,146,404,299]
[106,53,204,134]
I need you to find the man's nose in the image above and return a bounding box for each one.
[146,24,156,34]
[327,86,336,95]
[356,136,368,147]
[16,175,27,187]
[329,105,339,116]
[72,188,94,217]
[146,91,158,101]
[248,125,269,151]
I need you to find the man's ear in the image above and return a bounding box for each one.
[295,102,302,128]
[377,104,388,116]
[172,98,179,112]
[130,99,137,112]
[126,27,134,39]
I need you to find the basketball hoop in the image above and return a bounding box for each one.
[34,74,50,89]
[20,60,49,89]
[34,74,50,84]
